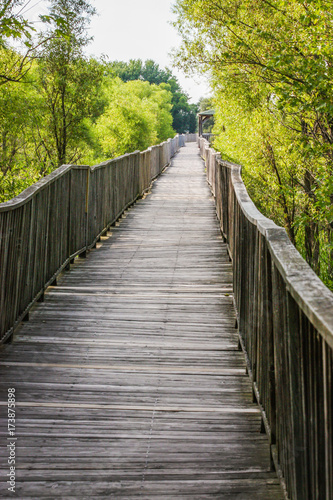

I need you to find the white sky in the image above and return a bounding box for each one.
[24,0,211,103]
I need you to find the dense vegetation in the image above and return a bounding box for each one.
[0,0,194,203]
[109,59,198,134]
[173,0,333,289]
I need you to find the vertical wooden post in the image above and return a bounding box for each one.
[82,167,90,258]
[322,342,333,499]
[286,292,308,499]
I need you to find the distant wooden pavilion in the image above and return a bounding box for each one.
[198,108,215,136]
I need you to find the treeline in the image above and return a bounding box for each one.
[0,0,197,203]
[173,0,333,289]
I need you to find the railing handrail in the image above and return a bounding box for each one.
[221,158,333,349]
[0,138,182,212]
[0,164,76,212]
[0,151,147,212]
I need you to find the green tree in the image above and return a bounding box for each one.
[0,75,41,200]
[109,59,172,85]
[89,77,175,161]
[34,0,104,168]
[0,0,36,84]
[0,0,33,41]
[0,1,66,84]
[128,79,174,142]
[110,59,198,133]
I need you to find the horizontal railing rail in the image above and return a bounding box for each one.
[199,136,333,500]
[0,135,185,344]
[201,133,215,144]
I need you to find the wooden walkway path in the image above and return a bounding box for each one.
[0,143,283,498]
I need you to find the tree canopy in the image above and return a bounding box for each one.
[89,77,175,161]
[33,0,104,168]
[0,0,68,84]
[109,59,198,134]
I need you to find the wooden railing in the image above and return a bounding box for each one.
[183,133,197,142]
[0,135,184,344]
[199,136,333,500]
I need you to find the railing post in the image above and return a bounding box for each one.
[286,292,308,499]
[323,342,333,499]
[82,166,90,258]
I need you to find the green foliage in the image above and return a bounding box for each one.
[86,78,175,162]
[0,1,66,84]
[0,72,46,201]
[34,55,104,168]
[109,59,172,85]
[173,0,333,288]
[0,5,177,207]
[110,59,198,133]
[0,1,34,44]
[0,0,103,200]
[0,0,35,83]
[33,0,104,167]
[213,90,300,243]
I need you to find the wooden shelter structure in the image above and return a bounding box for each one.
[198,108,215,136]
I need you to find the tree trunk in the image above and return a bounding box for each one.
[328,193,333,283]
[304,169,320,275]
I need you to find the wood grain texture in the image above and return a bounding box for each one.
[0,143,283,498]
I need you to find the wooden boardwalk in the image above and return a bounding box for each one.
[0,143,283,498]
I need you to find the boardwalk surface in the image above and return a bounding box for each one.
[0,143,283,498]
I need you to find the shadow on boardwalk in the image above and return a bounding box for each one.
[0,143,283,498]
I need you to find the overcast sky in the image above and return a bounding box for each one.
[25,0,211,103]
